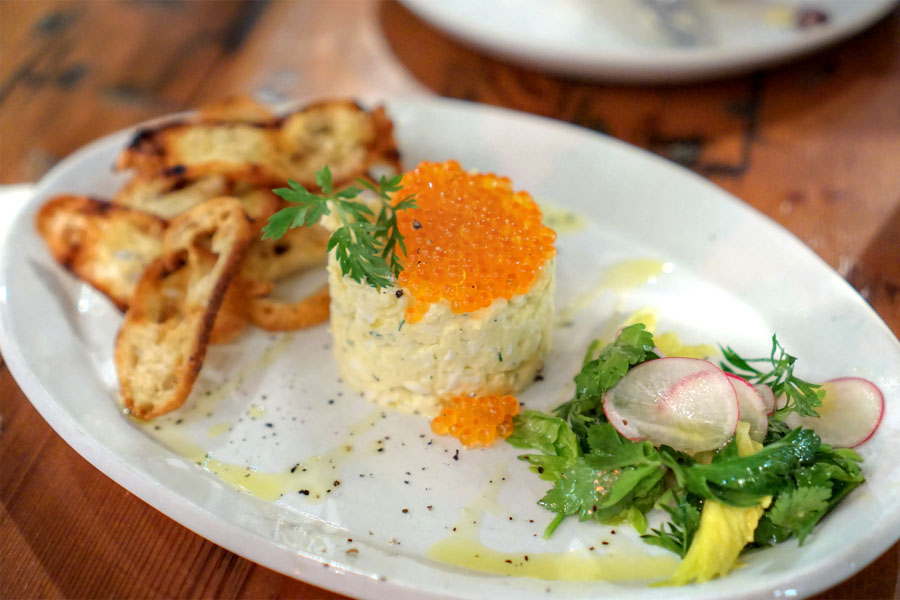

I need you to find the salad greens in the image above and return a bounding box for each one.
[508,324,865,581]
[671,427,822,507]
[554,323,657,439]
[641,491,702,558]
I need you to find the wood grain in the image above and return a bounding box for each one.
[0,0,262,183]
[1,1,898,598]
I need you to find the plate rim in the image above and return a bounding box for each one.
[2,95,899,599]
[397,0,898,82]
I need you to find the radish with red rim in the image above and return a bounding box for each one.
[726,373,768,443]
[754,383,776,416]
[603,357,739,454]
[784,377,884,448]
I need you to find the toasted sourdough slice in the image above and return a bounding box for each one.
[113,175,229,219]
[119,121,281,184]
[241,223,330,282]
[35,195,167,310]
[248,284,330,332]
[109,171,323,338]
[115,198,251,419]
[208,276,273,344]
[34,193,278,340]
[233,186,280,232]
[275,101,401,185]
[115,175,279,229]
[117,99,401,187]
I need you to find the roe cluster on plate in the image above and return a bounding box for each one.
[431,394,520,447]
[328,160,557,413]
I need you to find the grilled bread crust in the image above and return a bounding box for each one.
[35,195,167,310]
[247,284,330,332]
[113,175,230,219]
[114,198,252,419]
[117,99,401,188]
[208,276,274,345]
[241,224,330,282]
[36,97,399,418]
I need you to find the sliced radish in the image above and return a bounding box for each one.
[603,358,739,454]
[726,373,768,443]
[784,377,884,448]
[754,383,776,416]
[775,393,788,411]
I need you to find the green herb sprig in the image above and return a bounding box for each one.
[642,491,702,558]
[720,335,824,424]
[262,166,416,288]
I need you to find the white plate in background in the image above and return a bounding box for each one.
[1,97,898,599]
[399,0,897,82]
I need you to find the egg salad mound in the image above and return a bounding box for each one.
[327,160,557,414]
[329,258,555,414]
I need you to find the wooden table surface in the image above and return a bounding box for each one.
[1,1,898,598]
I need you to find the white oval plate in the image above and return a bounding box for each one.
[1,98,898,600]
[399,0,897,82]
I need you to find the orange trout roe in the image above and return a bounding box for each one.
[395,160,556,323]
[431,394,520,448]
